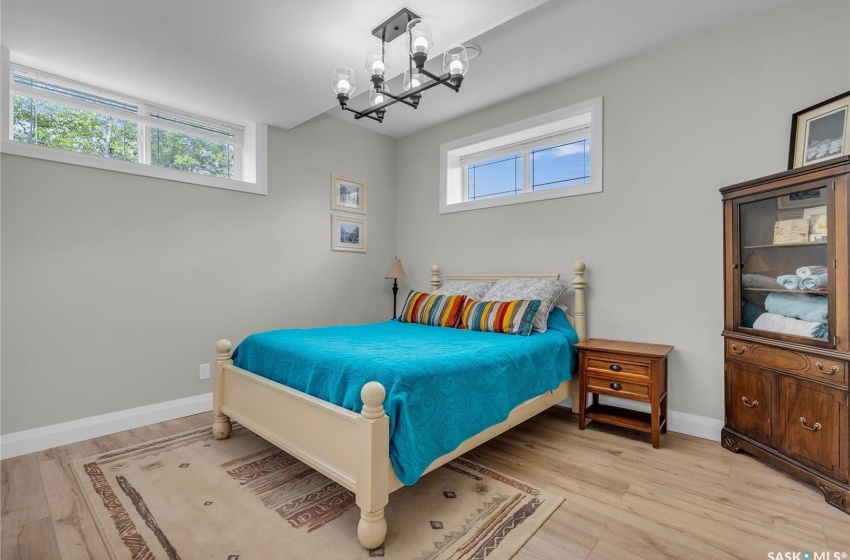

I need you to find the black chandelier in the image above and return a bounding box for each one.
[331,8,470,123]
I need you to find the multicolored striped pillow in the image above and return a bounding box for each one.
[398,290,466,327]
[459,299,541,336]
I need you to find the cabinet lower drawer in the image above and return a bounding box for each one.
[726,338,848,386]
[587,375,649,400]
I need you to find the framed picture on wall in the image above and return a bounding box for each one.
[331,173,367,214]
[788,91,850,169]
[331,214,367,253]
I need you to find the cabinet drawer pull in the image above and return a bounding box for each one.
[815,362,839,375]
[799,417,822,432]
[609,364,622,372]
[731,344,747,354]
[609,382,623,391]
[741,396,758,408]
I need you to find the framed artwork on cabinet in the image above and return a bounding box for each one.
[776,188,824,210]
[331,214,367,253]
[788,91,850,169]
[331,173,367,214]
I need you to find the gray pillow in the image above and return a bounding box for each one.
[433,280,493,301]
[482,278,569,333]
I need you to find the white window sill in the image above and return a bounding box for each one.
[1,136,267,196]
[439,181,602,214]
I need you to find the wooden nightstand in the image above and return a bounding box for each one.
[575,339,674,448]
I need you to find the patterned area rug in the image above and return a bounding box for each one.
[72,424,563,560]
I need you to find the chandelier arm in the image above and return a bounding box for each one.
[420,68,460,92]
[382,90,418,108]
[342,105,383,122]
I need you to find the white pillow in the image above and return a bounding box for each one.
[482,278,569,333]
[433,280,493,301]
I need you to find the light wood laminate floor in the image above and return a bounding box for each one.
[2,408,848,559]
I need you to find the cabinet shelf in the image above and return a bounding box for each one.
[743,241,826,249]
[742,288,828,295]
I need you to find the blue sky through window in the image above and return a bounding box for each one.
[531,139,590,191]
[467,138,590,201]
[467,153,523,200]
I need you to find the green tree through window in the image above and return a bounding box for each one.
[10,69,241,181]
[13,95,138,161]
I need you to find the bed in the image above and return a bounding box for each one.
[212,261,588,549]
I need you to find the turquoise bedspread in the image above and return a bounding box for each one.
[231,308,578,485]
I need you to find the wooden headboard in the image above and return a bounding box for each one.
[428,261,587,341]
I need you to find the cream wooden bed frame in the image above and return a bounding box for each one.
[212,261,587,549]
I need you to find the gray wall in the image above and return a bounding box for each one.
[1,114,397,433]
[393,0,850,420]
[3,0,848,435]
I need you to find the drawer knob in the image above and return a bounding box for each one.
[815,362,839,375]
[731,344,747,354]
[609,382,623,391]
[799,417,822,432]
[609,364,622,372]
[741,396,758,408]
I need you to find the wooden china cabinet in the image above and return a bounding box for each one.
[721,156,849,513]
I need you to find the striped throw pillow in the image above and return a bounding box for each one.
[459,299,541,336]
[399,290,466,327]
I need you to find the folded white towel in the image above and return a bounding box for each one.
[800,273,828,290]
[796,265,828,278]
[753,312,827,339]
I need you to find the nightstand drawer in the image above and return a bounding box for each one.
[586,375,650,400]
[586,353,650,378]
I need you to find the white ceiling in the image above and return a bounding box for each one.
[1,0,796,139]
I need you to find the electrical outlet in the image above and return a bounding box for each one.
[199,363,210,381]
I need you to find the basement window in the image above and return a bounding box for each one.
[2,60,266,194]
[440,97,603,213]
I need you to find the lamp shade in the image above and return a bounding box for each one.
[331,66,356,96]
[403,69,429,91]
[370,83,390,107]
[406,19,433,56]
[443,44,469,76]
[385,259,407,279]
[743,251,771,274]
[365,44,390,77]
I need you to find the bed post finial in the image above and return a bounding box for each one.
[572,261,587,342]
[361,381,386,419]
[216,339,232,358]
[430,264,441,291]
[213,339,233,440]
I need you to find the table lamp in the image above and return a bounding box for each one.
[385,258,407,319]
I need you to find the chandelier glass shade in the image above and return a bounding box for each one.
[331,8,469,123]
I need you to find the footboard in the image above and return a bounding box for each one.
[213,340,391,548]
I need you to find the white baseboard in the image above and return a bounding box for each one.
[1,392,721,461]
[555,397,723,442]
[0,393,213,460]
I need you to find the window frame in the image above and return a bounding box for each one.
[1,49,267,195]
[439,97,603,214]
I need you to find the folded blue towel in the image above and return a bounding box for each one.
[777,274,802,290]
[765,292,827,324]
[801,273,828,290]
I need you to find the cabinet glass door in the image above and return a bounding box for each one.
[737,183,832,346]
